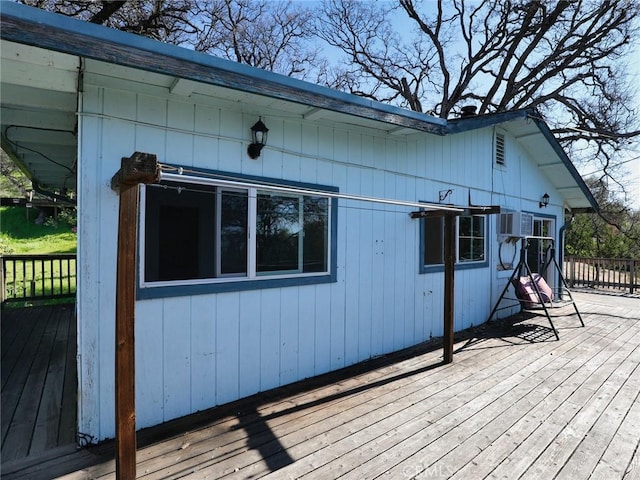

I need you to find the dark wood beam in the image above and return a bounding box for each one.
[443,213,456,364]
[110,152,159,480]
[410,205,500,219]
[110,152,161,192]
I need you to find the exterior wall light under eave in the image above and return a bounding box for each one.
[247,117,269,159]
[540,192,550,208]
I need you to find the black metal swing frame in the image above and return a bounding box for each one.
[487,236,584,340]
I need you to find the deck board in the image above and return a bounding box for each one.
[1,304,77,463]
[2,291,639,479]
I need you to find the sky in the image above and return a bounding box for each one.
[307,0,640,211]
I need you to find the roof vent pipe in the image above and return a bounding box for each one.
[460,105,477,118]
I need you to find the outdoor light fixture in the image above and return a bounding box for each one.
[247,117,269,159]
[539,192,550,208]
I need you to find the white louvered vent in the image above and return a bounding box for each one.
[495,131,505,165]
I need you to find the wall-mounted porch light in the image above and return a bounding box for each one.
[247,117,269,159]
[539,192,550,208]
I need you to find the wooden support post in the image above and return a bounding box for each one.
[443,213,455,364]
[110,152,160,480]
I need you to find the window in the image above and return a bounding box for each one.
[422,214,487,271]
[458,215,485,262]
[256,192,328,275]
[140,174,335,297]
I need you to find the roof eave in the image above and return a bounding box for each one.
[0,2,447,136]
[446,108,534,134]
[529,116,600,214]
[448,109,599,214]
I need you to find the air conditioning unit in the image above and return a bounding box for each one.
[498,211,534,238]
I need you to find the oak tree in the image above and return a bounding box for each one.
[317,0,640,204]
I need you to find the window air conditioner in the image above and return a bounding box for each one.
[498,211,534,238]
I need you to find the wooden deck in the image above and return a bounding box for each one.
[2,291,639,479]
[1,304,77,464]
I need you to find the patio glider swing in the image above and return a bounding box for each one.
[486,236,584,340]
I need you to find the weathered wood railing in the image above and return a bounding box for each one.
[564,256,639,294]
[1,254,76,304]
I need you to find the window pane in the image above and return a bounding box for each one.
[458,215,485,263]
[473,216,484,236]
[257,193,301,273]
[220,190,248,275]
[472,239,485,261]
[303,196,329,273]
[459,216,471,236]
[158,206,200,280]
[145,183,216,281]
[424,216,444,265]
[458,238,472,262]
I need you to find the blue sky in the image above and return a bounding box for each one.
[309,0,640,210]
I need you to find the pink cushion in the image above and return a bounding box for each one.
[513,274,554,308]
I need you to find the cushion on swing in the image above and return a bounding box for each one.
[512,274,554,308]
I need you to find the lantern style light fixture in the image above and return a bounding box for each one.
[539,192,550,208]
[247,117,269,159]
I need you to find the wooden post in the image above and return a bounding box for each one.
[110,152,160,480]
[443,213,455,364]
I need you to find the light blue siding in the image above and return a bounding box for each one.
[77,76,565,441]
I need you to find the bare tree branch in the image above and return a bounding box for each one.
[192,0,320,78]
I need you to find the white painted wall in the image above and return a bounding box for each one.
[76,76,564,441]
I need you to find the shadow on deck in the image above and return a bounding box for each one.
[2,292,639,479]
[1,304,77,468]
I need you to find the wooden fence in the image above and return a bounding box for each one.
[564,256,639,294]
[1,254,76,304]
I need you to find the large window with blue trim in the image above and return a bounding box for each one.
[422,214,487,271]
[139,172,336,297]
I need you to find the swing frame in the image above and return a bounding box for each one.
[487,236,584,340]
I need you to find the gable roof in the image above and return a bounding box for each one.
[0,1,597,212]
[449,110,599,213]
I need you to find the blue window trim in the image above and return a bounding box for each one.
[137,165,338,300]
[418,211,489,274]
[523,210,557,221]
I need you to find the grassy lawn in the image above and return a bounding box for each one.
[1,206,77,306]
[1,206,77,254]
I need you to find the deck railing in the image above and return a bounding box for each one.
[1,254,76,304]
[564,256,639,294]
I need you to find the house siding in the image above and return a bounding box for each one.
[76,78,563,441]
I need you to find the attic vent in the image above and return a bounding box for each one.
[495,131,505,165]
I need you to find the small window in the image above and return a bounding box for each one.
[495,131,505,165]
[141,174,334,295]
[458,215,485,262]
[421,215,487,270]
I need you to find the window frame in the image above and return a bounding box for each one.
[138,168,338,299]
[420,213,489,273]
